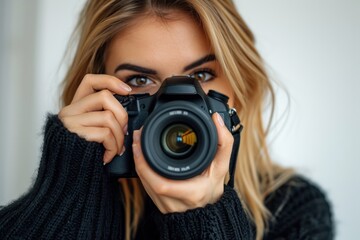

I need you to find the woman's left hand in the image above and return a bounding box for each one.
[132,112,234,213]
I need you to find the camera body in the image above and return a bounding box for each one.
[106,76,233,180]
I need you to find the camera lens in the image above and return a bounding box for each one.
[141,101,218,180]
[161,123,197,158]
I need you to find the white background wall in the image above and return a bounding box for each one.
[0,0,359,239]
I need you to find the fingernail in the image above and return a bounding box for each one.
[119,146,126,156]
[103,155,109,165]
[121,84,132,92]
[217,113,225,127]
[123,124,128,135]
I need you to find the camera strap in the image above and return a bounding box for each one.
[228,109,243,188]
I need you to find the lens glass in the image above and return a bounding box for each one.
[161,123,197,159]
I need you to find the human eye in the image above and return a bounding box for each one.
[125,75,155,87]
[190,68,216,82]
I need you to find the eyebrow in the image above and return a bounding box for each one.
[183,54,216,71]
[114,54,216,74]
[114,64,157,75]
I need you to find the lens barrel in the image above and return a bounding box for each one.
[141,101,218,180]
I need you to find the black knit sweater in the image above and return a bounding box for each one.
[0,115,334,239]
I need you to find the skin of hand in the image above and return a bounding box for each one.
[132,112,234,213]
[58,74,132,164]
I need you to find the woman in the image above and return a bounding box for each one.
[0,0,333,239]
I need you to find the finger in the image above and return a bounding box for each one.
[210,112,234,177]
[60,89,128,131]
[61,111,125,154]
[132,129,170,190]
[72,74,132,103]
[75,126,118,163]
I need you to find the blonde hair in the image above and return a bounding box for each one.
[61,0,294,239]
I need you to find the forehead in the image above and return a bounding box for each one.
[105,11,212,70]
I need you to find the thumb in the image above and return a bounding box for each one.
[211,112,234,176]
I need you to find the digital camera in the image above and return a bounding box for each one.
[106,76,234,180]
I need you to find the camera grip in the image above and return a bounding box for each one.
[106,111,149,178]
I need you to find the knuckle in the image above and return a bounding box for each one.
[109,148,117,156]
[113,106,128,126]
[83,74,93,84]
[120,112,128,124]
[58,112,71,127]
[58,110,65,120]
[99,89,112,100]
[103,111,115,124]
[103,128,112,138]
[58,106,69,119]
[59,116,77,134]
[109,75,119,83]
[155,184,170,196]
[60,116,69,126]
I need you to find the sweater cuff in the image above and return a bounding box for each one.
[34,114,105,185]
[153,185,253,240]
[0,114,123,239]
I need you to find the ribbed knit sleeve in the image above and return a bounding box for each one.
[143,185,253,240]
[264,176,334,240]
[0,115,124,239]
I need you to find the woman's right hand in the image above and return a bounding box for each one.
[58,74,132,164]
